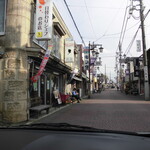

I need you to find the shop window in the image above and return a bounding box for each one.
[29,62,40,98]
[51,74,59,90]
[52,30,61,58]
[29,80,40,98]
[0,0,6,35]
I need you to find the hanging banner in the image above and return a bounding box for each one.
[65,39,75,63]
[35,0,53,40]
[31,44,53,82]
[90,57,97,64]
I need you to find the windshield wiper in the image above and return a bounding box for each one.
[19,123,99,131]
[1,123,150,137]
[18,123,138,135]
[136,132,150,137]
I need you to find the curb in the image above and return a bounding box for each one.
[25,102,76,125]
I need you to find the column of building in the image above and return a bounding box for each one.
[0,0,32,123]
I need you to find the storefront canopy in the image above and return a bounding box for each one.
[73,76,82,82]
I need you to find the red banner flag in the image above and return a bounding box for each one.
[31,45,53,82]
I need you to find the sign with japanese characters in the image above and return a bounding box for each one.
[65,39,74,63]
[136,40,141,52]
[35,0,53,40]
[84,48,89,70]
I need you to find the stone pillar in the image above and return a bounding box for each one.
[0,0,32,123]
[1,49,28,123]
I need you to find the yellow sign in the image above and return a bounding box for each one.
[94,77,97,82]
[36,32,43,37]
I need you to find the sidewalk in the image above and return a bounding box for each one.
[26,99,80,125]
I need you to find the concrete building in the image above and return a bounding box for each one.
[0,0,84,123]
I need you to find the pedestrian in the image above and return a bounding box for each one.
[72,88,80,103]
[117,86,119,91]
[99,83,102,93]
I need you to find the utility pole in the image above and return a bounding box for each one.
[139,0,150,100]
[88,41,91,98]
[119,42,122,89]
[105,64,106,84]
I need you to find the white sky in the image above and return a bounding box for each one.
[53,0,150,81]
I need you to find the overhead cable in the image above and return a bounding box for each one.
[124,26,140,55]
[124,9,150,56]
[67,5,125,10]
[117,1,130,54]
[63,0,86,46]
[84,0,97,38]
[94,1,126,42]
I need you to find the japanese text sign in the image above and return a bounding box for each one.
[35,0,52,40]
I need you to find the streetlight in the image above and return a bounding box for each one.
[88,41,104,98]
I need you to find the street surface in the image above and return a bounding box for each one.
[34,89,150,132]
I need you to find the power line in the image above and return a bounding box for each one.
[120,17,129,44]
[94,1,126,42]
[124,26,140,55]
[84,0,97,38]
[117,0,130,54]
[124,9,150,56]
[63,0,86,46]
[114,0,130,77]
[93,20,140,41]
[67,5,126,10]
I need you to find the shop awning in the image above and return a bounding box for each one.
[82,72,89,81]
[73,76,82,82]
[29,56,72,74]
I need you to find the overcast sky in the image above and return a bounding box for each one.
[53,0,150,81]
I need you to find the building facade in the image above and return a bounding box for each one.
[0,0,85,123]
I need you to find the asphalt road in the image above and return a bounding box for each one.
[34,89,150,132]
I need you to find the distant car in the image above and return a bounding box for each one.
[111,86,115,88]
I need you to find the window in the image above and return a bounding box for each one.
[52,29,61,58]
[0,0,6,35]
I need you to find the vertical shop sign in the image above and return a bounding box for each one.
[31,44,53,82]
[136,40,141,52]
[35,0,53,40]
[65,39,74,63]
[133,58,140,77]
[84,48,89,70]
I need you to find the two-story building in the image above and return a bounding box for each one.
[0,0,84,123]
